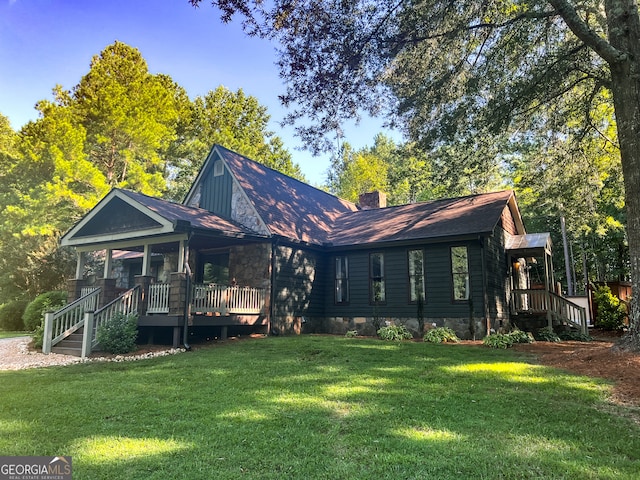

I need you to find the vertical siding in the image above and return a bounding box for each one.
[323,241,486,320]
[484,227,511,325]
[200,165,233,217]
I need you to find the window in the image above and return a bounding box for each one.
[370,253,386,303]
[335,256,349,304]
[213,160,224,177]
[451,246,469,301]
[408,249,425,303]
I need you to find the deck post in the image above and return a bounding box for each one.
[546,291,553,329]
[81,311,94,358]
[43,312,54,354]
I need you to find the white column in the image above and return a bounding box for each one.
[142,244,151,276]
[103,249,113,278]
[75,252,85,280]
[177,241,185,273]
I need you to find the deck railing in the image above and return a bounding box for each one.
[191,284,266,314]
[511,289,587,334]
[147,283,170,314]
[43,287,102,354]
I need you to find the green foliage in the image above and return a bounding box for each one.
[483,329,534,349]
[559,331,593,342]
[32,324,44,349]
[377,324,412,341]
[96,313,139,354]
[536,327,561,343]
[423,327,460,344]
[593,285,627,331]
[508,329,535,345]
[0,299,29,331]
[22,291,67,331]
[482,333,514,349]
[344,330,358,338]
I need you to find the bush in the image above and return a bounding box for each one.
[345,330,358,338]
[535,326,561,342]
[22,291,67,331]
[96,313,139,354]
[508,329,535,344]
[32,324,44,350]
[559,330,593,342]
[0,299,30,331]
[593,285,627,331]
[482,333,514,349]
[424,327,460,344]
[377,324,413,341]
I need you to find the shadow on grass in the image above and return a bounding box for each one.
[0,336,638,479]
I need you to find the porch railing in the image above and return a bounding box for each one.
[43,287,102,354]
[147,283,170,314]
[191,284,266,315]
[510,289,587,334]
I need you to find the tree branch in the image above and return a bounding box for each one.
[547,0,625,65]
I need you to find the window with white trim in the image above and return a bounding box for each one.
[408,249,425,303]
[370,253,386,303]
[451,246,469,301]
[335,256,349,304]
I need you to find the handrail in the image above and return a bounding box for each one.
[43,288,101,354]
[147,283,170,314]
[91,285,141,349]
[191,283,267,314]
[511,289,587,334]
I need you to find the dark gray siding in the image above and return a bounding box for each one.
[324,241,486,320]
[200,165,233,217]
[273,245,327,318]
[484,226,510,326]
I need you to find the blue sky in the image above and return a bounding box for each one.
[0,0,399,186]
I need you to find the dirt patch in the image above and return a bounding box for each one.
[510,331,640,406]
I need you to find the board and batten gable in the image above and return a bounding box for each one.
[184,148,270,236]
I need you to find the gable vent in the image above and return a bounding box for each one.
[213,160,224,177]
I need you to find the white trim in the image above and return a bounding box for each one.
[75,233,188,253]
[142,244,151,276]
[103,249,113,278]
[60,189,176,247]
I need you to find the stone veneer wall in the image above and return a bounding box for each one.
[317,315,488,340]
[229,243,271,289]
[231,181,269,235]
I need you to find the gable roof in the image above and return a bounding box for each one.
[328,190,520,247]
[61,188,258,247]
[205,145,359,245]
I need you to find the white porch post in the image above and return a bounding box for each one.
[103,249,113,278]
[177,240,185,273]
[75,252,85,280]
[142,244,151,276]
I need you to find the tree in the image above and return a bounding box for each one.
[73,41,181,196]
[167,86,304,200]
[192,0,640,349]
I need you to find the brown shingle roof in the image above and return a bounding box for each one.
[119,189,258,237]
[328,190,516,247]
[217,146,358,244]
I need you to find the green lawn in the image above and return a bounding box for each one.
[1,336,638,479]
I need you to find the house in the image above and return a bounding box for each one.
[44,145,586,356]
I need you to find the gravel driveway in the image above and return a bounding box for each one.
[0,336,186,371]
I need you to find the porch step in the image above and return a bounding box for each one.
[51,329,84,357]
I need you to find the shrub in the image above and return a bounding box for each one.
[32,324,44,349]
[559,330,593,342]
[535,326,561,342]
[0,299,30,331]
[424,327,460,344]
[377,324,413,341]
[345,330,358,338]
[96,313,139,354]
[482,333,514,349]
[22,291,67,331]
[593,285,627,331]
[508,329,535,344]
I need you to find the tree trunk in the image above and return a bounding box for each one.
[605,0,640,348]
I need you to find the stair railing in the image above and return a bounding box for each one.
[43,288,102,354]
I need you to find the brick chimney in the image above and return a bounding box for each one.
[359,191,387,210]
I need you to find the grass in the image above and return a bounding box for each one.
[0,330,29,339]
[1,335,639,479]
